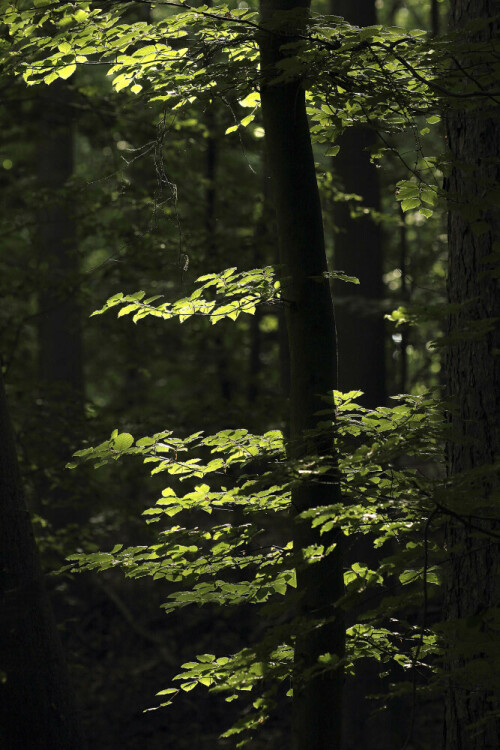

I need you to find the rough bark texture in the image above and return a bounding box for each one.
[0,370,85,749]
[444,1,500,748]
[259,3,344,747]
[331,0,386,409]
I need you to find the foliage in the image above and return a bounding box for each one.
[66,376,449,742]
[90,266,278,324]
[1,0,499,746]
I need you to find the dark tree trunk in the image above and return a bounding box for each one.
[444,1,500,748]
[399,207,409,393]
[37,80,82,399]
[331,0,386,410]
[247,307,262,404]
[36,80,85,528]
[0,370,85,749]
[431,0,440,37]
[202,0,233,405]
[248,151,273,405]
[259,2,344,747]
[204,103,233,403]
[328,3,396,749]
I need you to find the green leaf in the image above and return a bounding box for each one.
[118,304,139,317]
[420,188,437,206]
[73,9,89,22]
[58,64,77,80]
[197,654,216,663]
[113,433,134,451]
[44,71,60,85]
[323,271,360,285]
[401,197,420,212]
[239,92,259,107]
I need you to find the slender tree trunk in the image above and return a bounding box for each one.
[37,80,82,399]
[259,2,344,747]
[248,307,262,404]
[399,207,409,393]
[444,1,500,748]
[431,0,440,37]
[0,369,85,749]
[248,150,273,404]
[201,0,233,404]
[203,103,233,403]
[330,0,385,409]
[122,0,152,418]
[328,3,394,748]
[36,80,84,528]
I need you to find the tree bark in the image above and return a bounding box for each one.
[399,208,410,393]
[431,0,440,37]
[37,80,83,398]
[444,1,500,748]
[331,0,385,409]
[248,149,274,405]
[0,369,85,749]
[259,3,344,747]
[35,80,85,528]
[328,3,397,748]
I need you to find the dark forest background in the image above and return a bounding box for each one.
[1,0,499,748]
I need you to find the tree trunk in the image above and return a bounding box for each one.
[431,0,440,37]
[328,3,397,748]
[444,1,500,748]
[36,80,84,528]
[399,208,410,393]
[37,80,82,399]
[206,111,233,403]
[259,2,344,748]
[248,150,273,405]
[0,369,85,749]
[331,0,386,409]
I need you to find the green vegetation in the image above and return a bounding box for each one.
[0,0,498,748]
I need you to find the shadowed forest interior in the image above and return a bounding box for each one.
[1,0,499,748]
